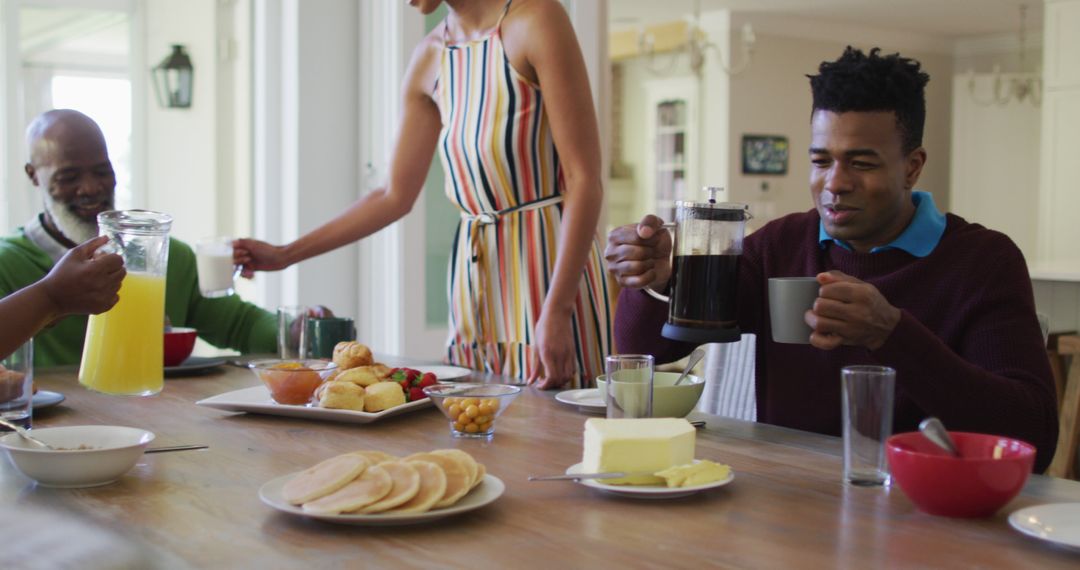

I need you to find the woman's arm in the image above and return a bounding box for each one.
[506,0,604,388]
[235,38,444,275]
[0,236,124,359]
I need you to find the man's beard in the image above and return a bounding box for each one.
[43,194,104,245]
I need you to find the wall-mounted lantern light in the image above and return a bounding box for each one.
[152,44,193,109]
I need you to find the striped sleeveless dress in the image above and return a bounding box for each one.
[433,2,611,386]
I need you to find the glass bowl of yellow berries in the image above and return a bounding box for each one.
[424,383,521,439]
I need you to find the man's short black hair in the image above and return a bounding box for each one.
[808,46,930,153]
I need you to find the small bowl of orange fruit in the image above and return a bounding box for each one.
[423,383,520,439]
[250,359,338,405]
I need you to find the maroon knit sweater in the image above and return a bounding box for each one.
[616,210,1058,472]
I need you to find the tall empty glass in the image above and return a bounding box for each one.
[0,340,33,429]
[605,355,654,419]
[79,210,172,396]
[842,365,896,486]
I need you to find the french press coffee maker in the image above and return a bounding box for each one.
[645,187,750,344]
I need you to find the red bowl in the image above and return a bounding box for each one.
[163,327,197,367]
[886,431,1036,518]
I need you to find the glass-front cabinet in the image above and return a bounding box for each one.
[645,78,698,223]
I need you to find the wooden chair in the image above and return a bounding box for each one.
[1047,334,1080,479]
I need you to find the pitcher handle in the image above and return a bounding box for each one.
[642,222,676,303]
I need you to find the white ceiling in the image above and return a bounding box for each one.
[610,0,1043,39]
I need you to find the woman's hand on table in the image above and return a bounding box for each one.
[528,311,576,390]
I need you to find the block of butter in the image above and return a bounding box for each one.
[582,418,695,485]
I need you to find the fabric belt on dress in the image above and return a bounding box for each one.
[459,194,564,373]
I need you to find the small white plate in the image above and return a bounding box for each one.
[554,389,605,414]
[259,472,505,525]
[565,462,734,499]
[420,365,474,381]
[1008,503,1080,551]
[31,390,65,410]
[165,356,227,376]
[371,355,473,381]
[196,385,433,424]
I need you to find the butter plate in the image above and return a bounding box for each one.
[565,462,734,499]
[554,389,605,414]
[259,472,504,525]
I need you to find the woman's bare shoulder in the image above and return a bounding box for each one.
[405,25,446,95]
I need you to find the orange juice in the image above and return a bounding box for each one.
[79,272,166,395]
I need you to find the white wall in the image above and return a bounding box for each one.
[144,0,219,244]
[726,32,954,224]
[950,73,1041,259]
[613,13,954,228]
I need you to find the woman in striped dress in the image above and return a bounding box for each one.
[234,0,610,389]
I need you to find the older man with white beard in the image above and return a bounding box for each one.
[0,109,282,366]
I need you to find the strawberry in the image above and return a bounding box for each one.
[408,387,425,402]
[419,372,437,388]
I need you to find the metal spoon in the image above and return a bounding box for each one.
[674,348,706,386]
[918,417,960,457]
[0,418,54,450]
[145,444,209,454]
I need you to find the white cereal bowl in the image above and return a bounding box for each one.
[0,426,155,488]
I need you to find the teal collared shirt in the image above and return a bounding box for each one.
[818,191,946,257]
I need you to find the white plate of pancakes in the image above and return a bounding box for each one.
[565,462,734,499]
[259,449,504,525]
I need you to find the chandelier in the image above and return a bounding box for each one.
[637,0,755,77]
[967,4,1042,106]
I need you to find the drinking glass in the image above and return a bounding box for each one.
[842,365,896,486]
[195,237,239,298]
[604,354,654,419]
[277,306,309,360]
[0,340,33,430]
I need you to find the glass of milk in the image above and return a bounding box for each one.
[195,237,239,298]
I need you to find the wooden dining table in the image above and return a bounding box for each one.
[2,360,1079,569]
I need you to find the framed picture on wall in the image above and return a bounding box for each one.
[741,134,789,175]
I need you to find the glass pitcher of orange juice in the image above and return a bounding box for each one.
[79,210,172,396]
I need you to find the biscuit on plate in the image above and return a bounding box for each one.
[318,381,365,411]
[363,381,405,413]
[336,365,388,387]
[332,341,373,370]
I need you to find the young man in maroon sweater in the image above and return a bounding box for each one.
[605,47,1058,472]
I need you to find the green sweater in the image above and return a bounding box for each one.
[0,230,277,366]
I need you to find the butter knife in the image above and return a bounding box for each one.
[528,472,641,482]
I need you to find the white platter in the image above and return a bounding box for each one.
[565,462,734,499]
[196,385,433,424]
[259,472,504,526]
[1008,503,1080,551]
[554,389,605,414]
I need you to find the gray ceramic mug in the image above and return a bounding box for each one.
[768,277,820,344]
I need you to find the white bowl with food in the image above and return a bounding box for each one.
[0,425,155,488]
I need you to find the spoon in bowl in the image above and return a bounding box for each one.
[918,417,960,457]
[674,348,706,386]
[0,418,54,450]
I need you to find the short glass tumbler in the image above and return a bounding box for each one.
[605,354,654,419]
[425,384,521,439]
